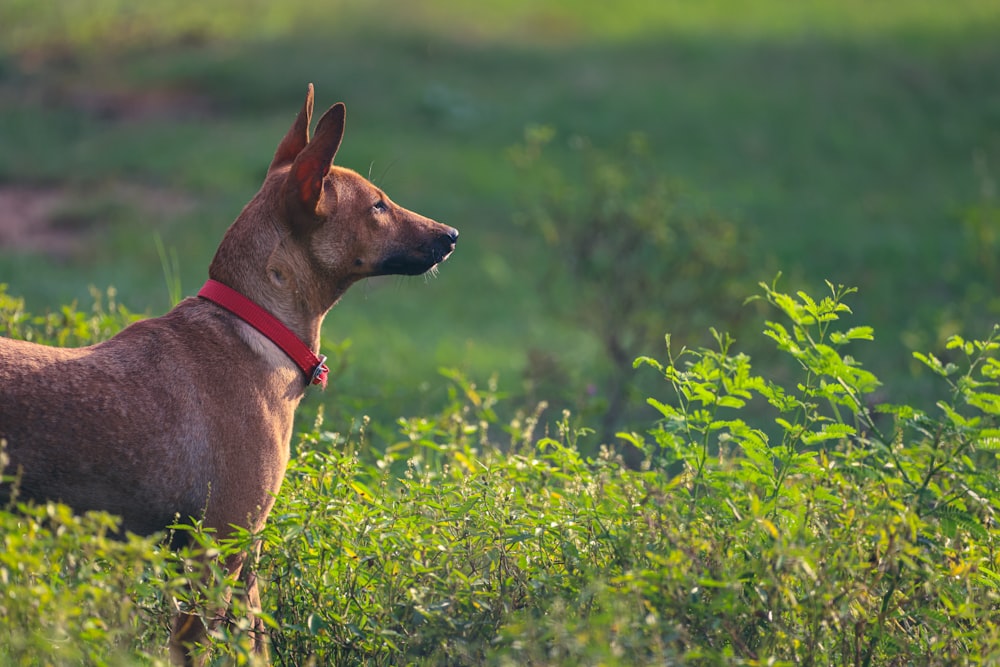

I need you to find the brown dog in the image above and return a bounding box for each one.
[0,84,457,663]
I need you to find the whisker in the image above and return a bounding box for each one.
[378,159,399,187]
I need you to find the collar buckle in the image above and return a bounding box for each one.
[310,354,329,387]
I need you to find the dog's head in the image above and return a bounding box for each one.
[272,85,457,280]
[210,85,457,312]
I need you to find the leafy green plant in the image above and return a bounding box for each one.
[0,283,142,346]
[0,502,176,665]
[610,277,1000,664]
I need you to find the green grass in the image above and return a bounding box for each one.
[1,0,1000,429]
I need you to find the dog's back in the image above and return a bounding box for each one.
[0,299,305,536]
[3,306,202,532]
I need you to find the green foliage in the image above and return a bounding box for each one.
[0,283,141,347]
[511,127,752,347]
[621,278,1000,664]
[0,503,175,665]
[4,280,1000,664]
[511,127,755,441]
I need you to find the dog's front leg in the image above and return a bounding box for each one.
[166,544,224,666]
[240,554,270,659]
[168,549,260,666]
[169,607,209,667]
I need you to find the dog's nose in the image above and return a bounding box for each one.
[445,227,458,243]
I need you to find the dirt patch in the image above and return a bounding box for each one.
[58,85,215,123]
[2,69,218,124]
[0,187,79,256]
[0,184,196,257]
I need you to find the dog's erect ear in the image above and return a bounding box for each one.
[268,83,315,172]
[283,102,346,229]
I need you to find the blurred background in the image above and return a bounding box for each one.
[1,0,999,446]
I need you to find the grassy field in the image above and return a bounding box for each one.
[2,0,1000,434]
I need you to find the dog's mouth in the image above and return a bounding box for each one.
[434,242,457,265]
[379,249,452,275]
[378,228,458,276]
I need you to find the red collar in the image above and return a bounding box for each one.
[197,279,328,389]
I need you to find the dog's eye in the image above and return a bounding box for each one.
[372,200,388,213]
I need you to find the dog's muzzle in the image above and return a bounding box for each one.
[379,227,458,276]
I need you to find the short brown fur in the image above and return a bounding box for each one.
[0,85,457,664]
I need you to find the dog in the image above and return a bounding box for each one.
[0,84,458,664]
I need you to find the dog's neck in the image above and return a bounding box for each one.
[207,190,354,353]
[197,279,329,388]
[207,264,342,358]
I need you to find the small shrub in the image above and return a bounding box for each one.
[0,502,177,665]
[509,127,756,445]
